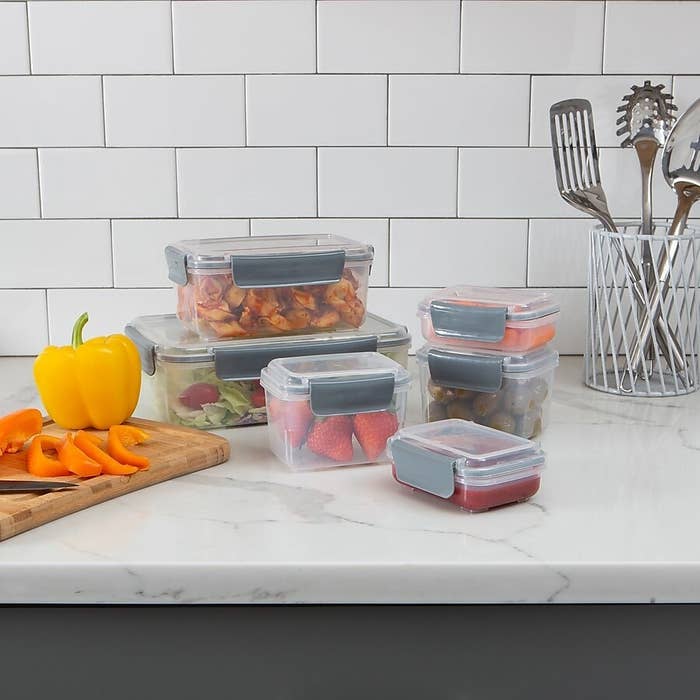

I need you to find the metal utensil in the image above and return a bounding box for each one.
[0,480,78,493]
[626,98,700,381]
[550,99,686,375]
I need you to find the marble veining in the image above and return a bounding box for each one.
[1,357,699,604]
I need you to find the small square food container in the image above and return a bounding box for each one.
[125,313,410,430]
[260,352,411,471]
[418,286,560,352]
[166,234,373,341]
[417,343,558,439]
[387,419,545,512]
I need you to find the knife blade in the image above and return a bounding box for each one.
[0,480,78,493]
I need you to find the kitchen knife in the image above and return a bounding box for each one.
[0,480,78,493]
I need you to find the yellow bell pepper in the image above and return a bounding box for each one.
[34,312,141,430]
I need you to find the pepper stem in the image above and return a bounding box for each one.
[71,312,89,349]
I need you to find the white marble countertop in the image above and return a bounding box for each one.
[0,356,699,604]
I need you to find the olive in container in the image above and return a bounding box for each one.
[260,352,411,471]
[388,419,545,512]
[166,234,373,341]
[125,313,410,430]
[417,344,558,439]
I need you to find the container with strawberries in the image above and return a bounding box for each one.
[260,352,410,470]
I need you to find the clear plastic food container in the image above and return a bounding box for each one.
[125,313,410,430]
[417,344,558,439]
[418,286,560,352]
[260,352,411,470]
[166,234,373,340]
[388,419,545,512]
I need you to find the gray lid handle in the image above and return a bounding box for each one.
[124,324,156,376]
[309,372,395,416]
[430,300,507,343]
[213,336,378,381]
[427,348,503,393]
[392,439,456,498]
[231,250,346,288]
[165,246,188,286]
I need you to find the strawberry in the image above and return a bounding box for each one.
[352,411,399,460]
[250,383,266,408]
[306,416,354,462]
[268,398,313,448]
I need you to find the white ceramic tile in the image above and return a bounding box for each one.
[672,77,700,121]
[39,148,176,218]
[104,76,244,147]
[605,2,700,74]
[0,77,103,147]
[0,290,47,355]
[530,75,671,148]
[0,220,111,288]
[536,287,587,355]
[0,149,39,218]
[48,288,175,345]
[461,1,604,74]
[0,3,29,74]
[389,75,529,147]
[317,0,460,73]
[528,219,590,287]
[251,218,389,286]
[28,1,172,74]
[112,219,249,288]
[458,147,678,219]
[247,75,386,146]
[390,219,527,287]
[177,148,316,217]
[319,148,457,217]
[173,0,315,74]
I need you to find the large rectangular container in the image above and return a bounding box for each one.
[166,234,373,340]
[125,312,410,430]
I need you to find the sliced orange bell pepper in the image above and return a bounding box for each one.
[0,408,43,456]
[74,430,138,476]
[106,425,150,470]
[27,435,71,478]
[58,434,101,477]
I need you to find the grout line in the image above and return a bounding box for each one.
[100,76,107,146]
[24,1,32,75]
[243,75,248,146]
[525,218,531,287]
[314,0,319,74]
[169,1,175,75]
[315,147,319,217]
[108,219,115,287]
[387,218,392,287]
[43,289,50,344]
[34,148,42,217]
[385,75,389,145]
[601,1,607,75]
[527,74,533,146]
[0,145,635,151]
[457,0,463,73]
[455,148,460,217]
[173,149,180,217]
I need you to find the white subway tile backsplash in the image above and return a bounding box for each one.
[104,76,244,147]
[0,3,29,74]
[251,218,389,286]
[317,0,460,74]
[530,75,671,148]
[528,219,590,287]
[28,1,172,75]
[0,290,47,355]
[0,149,39,218]
[390,75,529,147]
[0,77,103,147]
[319,148,457,217]
[540,287,587,355]
[48,288,175,345]
[0,220,111,288]
[39,148,176,218]
[390,219,527,287]
[247,75,386,147]
[173,1,315,74]
[461,1,604,74]
[672,77,700,121]
[604,2,700,74]
[177,148,316,217]
[112,219,249,288]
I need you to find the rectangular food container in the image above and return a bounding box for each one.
[388,419,545,512]
[417,344,558,439]
[125,313,410,430]
[166,234,373,340]
[260,352,411,471]
[418,286,559,352]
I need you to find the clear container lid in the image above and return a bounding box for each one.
[261,352,411,415]
[125,313,410,380]
[388,419,545,496]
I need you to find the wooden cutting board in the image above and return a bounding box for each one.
[0,417,230,541]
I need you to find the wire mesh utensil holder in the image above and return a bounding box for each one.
[585,222,700,396]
